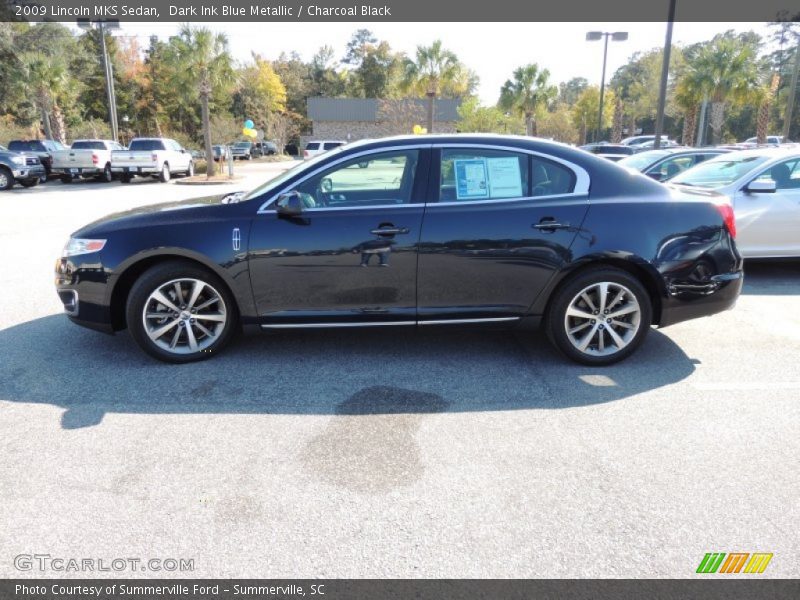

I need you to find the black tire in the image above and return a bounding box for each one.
[159,163,171,183]
[125,261,238,363]
[0,167,14,190]
[96,163,113,183]
[120,173,132,184]
[19,178,39,188]
[60,174,74,184]
[545,267,652,366]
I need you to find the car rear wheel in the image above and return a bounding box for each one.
[159,163,171,183]
[60,174,73,184]
[546,267,652,365]
[97,163,113,183]
[120,173,132,183]
[0,167,14,190]
[126,262,237,363]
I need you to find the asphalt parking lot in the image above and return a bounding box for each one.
[1,163,798,578]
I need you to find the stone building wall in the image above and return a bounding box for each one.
[300,120,458,148]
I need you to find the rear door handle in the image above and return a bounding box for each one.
[533,218,571,232]
[370,226,410,236]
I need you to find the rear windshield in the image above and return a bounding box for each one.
[9,141,43,152]
[234,142,251,148]
[71,141,106,150]
[306,142,320,150]
[128,139,166,151]
[323,142,343,150]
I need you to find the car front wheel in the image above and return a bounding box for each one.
[126,262,237,363]
[546,267,652,365]
[0,167,14,190]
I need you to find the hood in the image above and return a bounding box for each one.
[73,191,247,237]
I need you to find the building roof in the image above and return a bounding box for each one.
[307,97,462,122]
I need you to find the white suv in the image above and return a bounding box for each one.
[304,140,345,159]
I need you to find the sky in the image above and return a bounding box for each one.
[74,21,774,105]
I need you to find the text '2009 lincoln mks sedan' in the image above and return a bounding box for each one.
[55,135,743,365]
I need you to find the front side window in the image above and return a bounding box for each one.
[292,150,419,208]
[752,159,800,190]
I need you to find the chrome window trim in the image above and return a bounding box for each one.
[257,144,431,214]
[431,193,588,208]
[256,142,591,214]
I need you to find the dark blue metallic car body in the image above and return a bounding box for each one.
[55,135,743,363]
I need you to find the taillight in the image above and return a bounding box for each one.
[91,153,99,165]
[151,153,158,162]
[303,150,309,157]
[715,203,736,238]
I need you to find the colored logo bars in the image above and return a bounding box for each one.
[696,552,773,574]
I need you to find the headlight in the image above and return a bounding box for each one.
[11,156,24,165]
[62,238,107,257]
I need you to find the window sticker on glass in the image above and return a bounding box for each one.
[486,157,523,198]
[454,159,489,200]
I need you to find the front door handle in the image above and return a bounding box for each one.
[533,218,571,232]
[370,226,410,236]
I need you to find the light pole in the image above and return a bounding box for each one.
[653,0,677,150]
[586,30,628,143]
[77,18,120,142]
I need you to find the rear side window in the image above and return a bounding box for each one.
[306,142,320,151]
[129,140,166,151]
[531,157,576,196]
[71,141,106,150]
[323,142,343,150]
[440,148,529,202]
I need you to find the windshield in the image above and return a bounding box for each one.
[243,146,346,201]
[618,150,670,170]
[671,155,771,188]
[234,142,251,148]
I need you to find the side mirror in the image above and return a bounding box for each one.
[276,191,305,216]
[745,180,776,194]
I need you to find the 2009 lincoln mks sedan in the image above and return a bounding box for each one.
[56,135,743,365]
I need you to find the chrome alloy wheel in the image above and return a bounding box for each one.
[142,278,227,355]
[564,281,641,357]
[0,170,9,188]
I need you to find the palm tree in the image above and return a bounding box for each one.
[674,73,704,147]
[168,26,234,177]
[755,73,781,144]
[17,52,71,142]
[498,64,557,137]
[683,36,759,144]
[402,40,461,133]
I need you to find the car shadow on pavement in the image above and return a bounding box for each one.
[742,260,800,296]
[0,315,696,429]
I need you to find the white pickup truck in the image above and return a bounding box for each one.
[111,138,194,183]
[51,139,125,183]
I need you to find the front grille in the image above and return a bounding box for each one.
[25,156,40,166]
